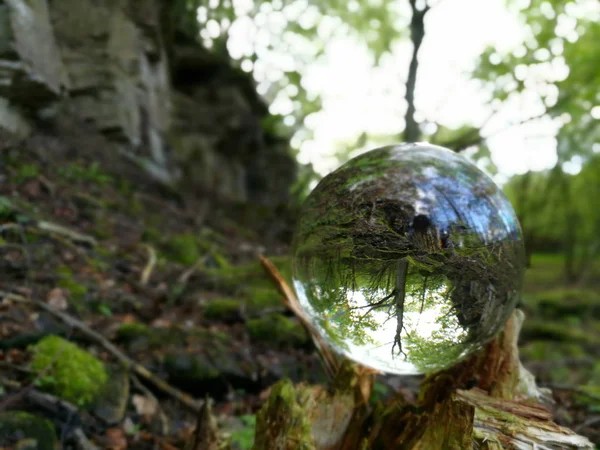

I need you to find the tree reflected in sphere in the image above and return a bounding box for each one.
[292,143,526,375]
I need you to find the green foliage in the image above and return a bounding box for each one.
[247,314,308,347]
[0,196,15,220]
[16,164,40,182]
[474,0,600,162]
[59,162,113,186]
[56,265,88,308]
[185,0,411,165]
[29,335,108,407]
[230,415,256,450]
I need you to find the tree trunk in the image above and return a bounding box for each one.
[403,0,429,143]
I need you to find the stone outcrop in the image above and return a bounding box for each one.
[0,0,295,206]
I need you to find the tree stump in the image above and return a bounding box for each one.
[252,310,593,449]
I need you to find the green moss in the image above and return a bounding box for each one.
[58,162,113,186]
[521,341,586,361]
[16,164,40,183]
[521,320,599,346]
[116,322,151,343]
[163,352,220,381]
[29,335,108,407]
[204,298,240,321]
[205,256,291,293]
[253,379,315,450]
[245,287,282,311]
[523,289,600,319]
[56,266,88,309]
[247,314,308,348]
[162,233,200,265]
[142,226,162,243]
[0,412,57,450]
[0,196,16,220]
[229,415,256,450]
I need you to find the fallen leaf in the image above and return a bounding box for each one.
[132,394,157,419]
[47,288,68,310]
[105,428,127,450]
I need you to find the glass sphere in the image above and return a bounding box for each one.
[292,143,525,375]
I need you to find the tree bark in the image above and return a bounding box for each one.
[404,0,430,143]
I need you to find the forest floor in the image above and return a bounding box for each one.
[0,138,599,448]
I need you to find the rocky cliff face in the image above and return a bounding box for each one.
[0,0,295,207]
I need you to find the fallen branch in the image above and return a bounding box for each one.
[37,220,97,248]
[0,376,102,435]
[259,255,340,379]
[1,290,203,413]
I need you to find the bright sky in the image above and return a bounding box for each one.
[295,0,564,184]
[215,0,583,183]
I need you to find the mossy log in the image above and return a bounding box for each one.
[252,310,593,449]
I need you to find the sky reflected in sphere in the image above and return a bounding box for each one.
[292,143,525,375]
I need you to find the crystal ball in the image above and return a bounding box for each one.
[292,143,525,375]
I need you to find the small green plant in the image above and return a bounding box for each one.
[16,164,40,182]
[59,162,113,186]
[57,265,88,309]
[0,196,15,220]
[29,335,108,407]
[230,415,256,450]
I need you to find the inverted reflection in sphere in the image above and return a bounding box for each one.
[292,143,525,375]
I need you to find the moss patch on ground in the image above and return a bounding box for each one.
[29,335,108,407]
[204,298,241,321]
[247,314,308,348]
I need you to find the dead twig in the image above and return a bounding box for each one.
[37,220,97,248]
[1,290,203,413]
[140,244,157,286]
[259,255,339,379]
[0,376,101,434]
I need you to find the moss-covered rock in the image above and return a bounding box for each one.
[29,335,108,407]
[521,321,599,346]
[0,412,57,450]
[162,233,200,265]
[523,289,600,319]
[115,323,187,352]
[164,352,222,385]
[245,287,282,312]
[247,314,308,348]
[204,298,241,321]
[116,322,152,342]
[92,365,130,424]
[205,256,292,293]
